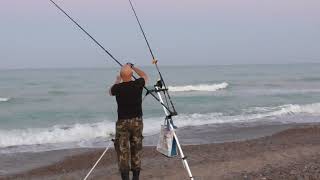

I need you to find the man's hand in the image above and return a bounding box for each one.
[131,66,148,84]
[126,62,134,68]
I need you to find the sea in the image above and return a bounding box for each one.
[0,64,320,153]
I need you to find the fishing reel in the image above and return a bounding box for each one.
[154,79,167,91]
[144,79,168,95]
[143,79,178,117]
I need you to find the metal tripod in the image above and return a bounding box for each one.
[154,83,194,180]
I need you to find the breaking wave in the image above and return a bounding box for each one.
[0,97,10,102]
[0,103,319,150]
[169,82,229,92]
[0,122,115,148]
[174,103,320,127]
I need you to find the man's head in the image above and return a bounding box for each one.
[120,64,133,82]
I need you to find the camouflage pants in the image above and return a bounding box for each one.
[114,117,143,172]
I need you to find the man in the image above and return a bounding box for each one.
[109,63,148,180]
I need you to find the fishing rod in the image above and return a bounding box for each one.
[127,1,194,179]
[127,0,177,115]
[48,0,175,115]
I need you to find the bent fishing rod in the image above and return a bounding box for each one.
[48,0,175,115]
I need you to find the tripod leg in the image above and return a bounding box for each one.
[169,123,194,180]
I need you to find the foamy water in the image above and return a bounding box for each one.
[0,97,10,102]
[169,82,228,92]
[1,102,319,149]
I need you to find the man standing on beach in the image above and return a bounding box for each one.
[109,63,148,180]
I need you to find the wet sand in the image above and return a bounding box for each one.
[2,124,320,180]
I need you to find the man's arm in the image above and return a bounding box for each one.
[132,66,148,84]
[109,75,121,96]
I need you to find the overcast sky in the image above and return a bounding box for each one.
[0,0,319,69]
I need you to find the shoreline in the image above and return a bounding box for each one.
[1,123,320,179]
[0,122,299,176]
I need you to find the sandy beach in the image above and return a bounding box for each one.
[1,124,320,180]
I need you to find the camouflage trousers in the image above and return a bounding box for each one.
[114,117,143,172]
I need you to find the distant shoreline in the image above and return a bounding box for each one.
[1,62,319,71]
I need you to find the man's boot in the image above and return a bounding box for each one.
[121,171,129,180]
[132,170,140,180]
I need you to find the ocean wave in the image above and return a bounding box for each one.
[270,103,320,116]
[0,103,319,149]
[0,122,115,148]
[246,103,320,117]
[169,82,229,92]
[0,97,10,102]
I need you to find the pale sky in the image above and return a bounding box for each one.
[0,0,319,69]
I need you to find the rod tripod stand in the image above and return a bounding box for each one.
[153,81,194,180]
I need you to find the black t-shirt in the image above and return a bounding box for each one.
[111,78,145,119]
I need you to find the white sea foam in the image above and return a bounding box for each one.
[265,103,320,116]
[0,97,10,102]
[244,103,320,119]
[0,122,115,148]
[168,82,229,92]
[0,103,319,150]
